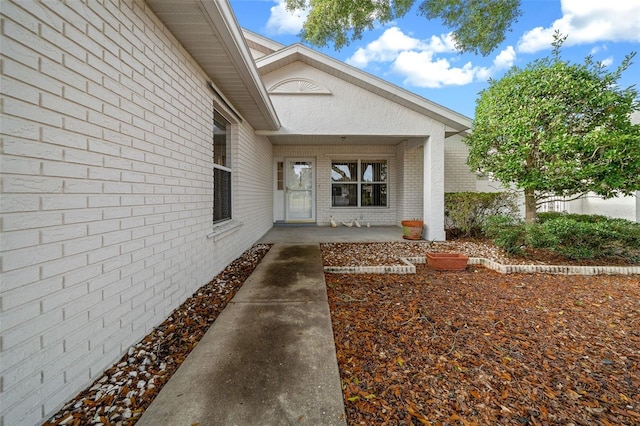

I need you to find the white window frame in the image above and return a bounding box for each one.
[331,159,388,208]
[213,110,232,224]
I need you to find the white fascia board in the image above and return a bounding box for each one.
[197,0,280,130]
[242,28,286,54]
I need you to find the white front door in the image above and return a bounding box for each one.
[285,159,315,222]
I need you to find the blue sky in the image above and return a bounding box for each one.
[230,0,640,118]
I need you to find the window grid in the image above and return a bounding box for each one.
[331,160,387,207]
[213,111,232,223]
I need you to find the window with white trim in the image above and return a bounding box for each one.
[213,111,231,223]
[331,160,387,207]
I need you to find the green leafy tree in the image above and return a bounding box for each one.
[285,0,521,55]
[465,34,640,223]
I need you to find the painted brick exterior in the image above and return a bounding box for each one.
[0,2,272,424]
[444,135,477,193]
[396,143,424,223]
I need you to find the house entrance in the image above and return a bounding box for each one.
[285,159,315,222]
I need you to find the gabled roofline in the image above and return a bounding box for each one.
[255,44,472,134]
[242,28,286,56]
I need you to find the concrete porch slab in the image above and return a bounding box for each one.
[259,225,407,244]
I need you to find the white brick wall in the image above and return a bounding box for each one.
[0,2,273,424]
[396,142,424,223]
[444,135,477,192]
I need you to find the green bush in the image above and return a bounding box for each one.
[526,214,640,261]
[482,214,526,255]
[535,212,563,223]
[537,212,610,224]
[484,212,639,262]
[444,192,519,238]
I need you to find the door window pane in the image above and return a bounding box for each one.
[290,162,313,190]
[286,160,314,220]
[277,162,284,190]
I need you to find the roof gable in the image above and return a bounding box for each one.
[255,44,472,136]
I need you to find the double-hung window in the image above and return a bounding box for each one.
[213,111,231,223]
[331,160,387,207]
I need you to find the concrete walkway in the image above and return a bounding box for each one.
[137,244,347,426]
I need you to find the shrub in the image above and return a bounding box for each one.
[526,214,640,261]
[445,192,519,238]
[482,214,526,255]
[537,212,610,224]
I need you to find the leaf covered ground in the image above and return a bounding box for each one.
[326,266,640,425]
[44,241,638,425]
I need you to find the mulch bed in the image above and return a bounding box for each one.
[43,241,639,425]
[327,265,640,425]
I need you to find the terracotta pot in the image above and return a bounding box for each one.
[426,253,469,271]
[401,220,423,240]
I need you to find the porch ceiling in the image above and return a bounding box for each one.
[145,0,280,131]
[266,134,419,146]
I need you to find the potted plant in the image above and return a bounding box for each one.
[401,219,423,240]
[426,253,469,271]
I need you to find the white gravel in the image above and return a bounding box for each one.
[321,241,538,267]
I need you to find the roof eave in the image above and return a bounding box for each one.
[146,0,280,131]
[197,0,280,130]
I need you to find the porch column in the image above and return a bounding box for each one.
[422,127,446,240]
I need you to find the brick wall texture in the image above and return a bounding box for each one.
[0,1,273,424]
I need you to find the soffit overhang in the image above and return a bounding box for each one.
[145,0,280,131]
[265,134,425,146]
[255,44,472,137]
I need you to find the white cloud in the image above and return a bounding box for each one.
[346,27,516,88]
[346,27,455,67]
[493,45,517,69]
[265,0,308,35]
[394,46,516,88]
[393,51,476,88]
[589,45,608,55]
[600,56,614,67]
[517,0,640,53]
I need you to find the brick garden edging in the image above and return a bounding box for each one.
[324,256,640,275]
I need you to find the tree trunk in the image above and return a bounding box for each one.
[524,189,537,224]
